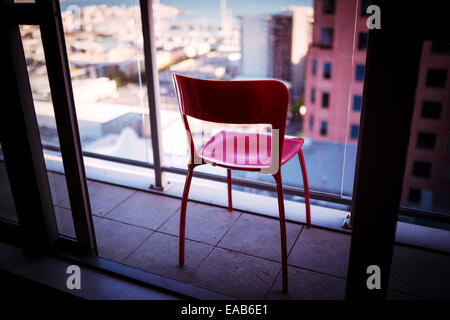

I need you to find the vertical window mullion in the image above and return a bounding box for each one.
[37,0,97,255]
[0,14,57,248]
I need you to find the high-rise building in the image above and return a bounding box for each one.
[290,6,314,98]
[239,6,313,95]
[303,0,369,144]
[220,0,233,41]
[271,14,293,82]
[303,1,450,213]
[401,40,450,213]
[239,15,277,79]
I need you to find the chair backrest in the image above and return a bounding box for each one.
[172,73,290,170]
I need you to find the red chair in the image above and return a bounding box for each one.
[172,74,311,293]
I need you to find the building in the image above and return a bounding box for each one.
[239,15,275,78]
[303,1,450,214]
[271,14,293,82]
[402,40,450,213]
[239,6,313,97]
[290,6,314,99]
[2,0,449,302]
[303,0,369,144]
[239,12,292,82]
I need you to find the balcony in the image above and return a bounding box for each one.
[2,0,449,303]
[2,168,446,300]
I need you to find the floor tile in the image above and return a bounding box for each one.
[94,218,152,262]
[54,206,102,239]
[124,232,213,282]
[47,172,71,206]
[159,202,241,245]
[0,162,12,195]
[54,206,75,238]
[188,248,281,300]
[288,227,351,278]
[60,181,136,216]
[218,213,302,261]
[268,266,346,300]
[0,192,17,222]
[389,245,450,300]
[106,191,181,230]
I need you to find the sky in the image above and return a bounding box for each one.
[60,0,313,25]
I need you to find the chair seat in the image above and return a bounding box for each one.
[200,130,304,169]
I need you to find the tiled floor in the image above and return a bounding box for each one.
[0,162,17,222]
[1,169,449,300]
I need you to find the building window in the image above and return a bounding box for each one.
[311,88,316,103]
[358,32,368,50]
[309,115,314,131]
[323,62,332,79]
[408,188,422,204]
[444,165,450,183]
[416,132,437,150]
[431,40,450,54]
[426,69,447,88]
[322,0,335,14]
[421,101,442,119]
[321,92,330,108]
[353,95,362,111]
[355,64,365,82]
[361,0,371,16]
[412,161,432,178]
[312,59,317,75]
[350,124,359,140]
[320,121,328,136]
[321,27,334,47]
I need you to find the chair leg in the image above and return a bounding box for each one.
[179,164,195,266]
[227,168,232,211]
[298,150,311,228]
[274,172,288,293]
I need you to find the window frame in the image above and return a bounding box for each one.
[353,95,362,111]
[312,58,318,75]
[360,0,371,17]
[3,0,448,302]
[320,120,328,136]
[425,68,447,88]
[421,101,442,119]
[323,61,332,79]
[321,27,334,47]
[321,92,330,108]
[355,64,365,82]
[322,0,335,15]
[358,32,368,50]
[350,124,359,140]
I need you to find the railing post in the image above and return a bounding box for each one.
[139,0,169,190]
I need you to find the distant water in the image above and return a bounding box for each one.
[60,0,312,26]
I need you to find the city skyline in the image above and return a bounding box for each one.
[21,1,361,199]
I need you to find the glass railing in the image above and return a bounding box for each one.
[59,0,153,164]
[19,0,371,212]
[153,0,365,203]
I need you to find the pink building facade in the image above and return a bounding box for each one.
[303,0,369,144]
[401,40,450,212]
